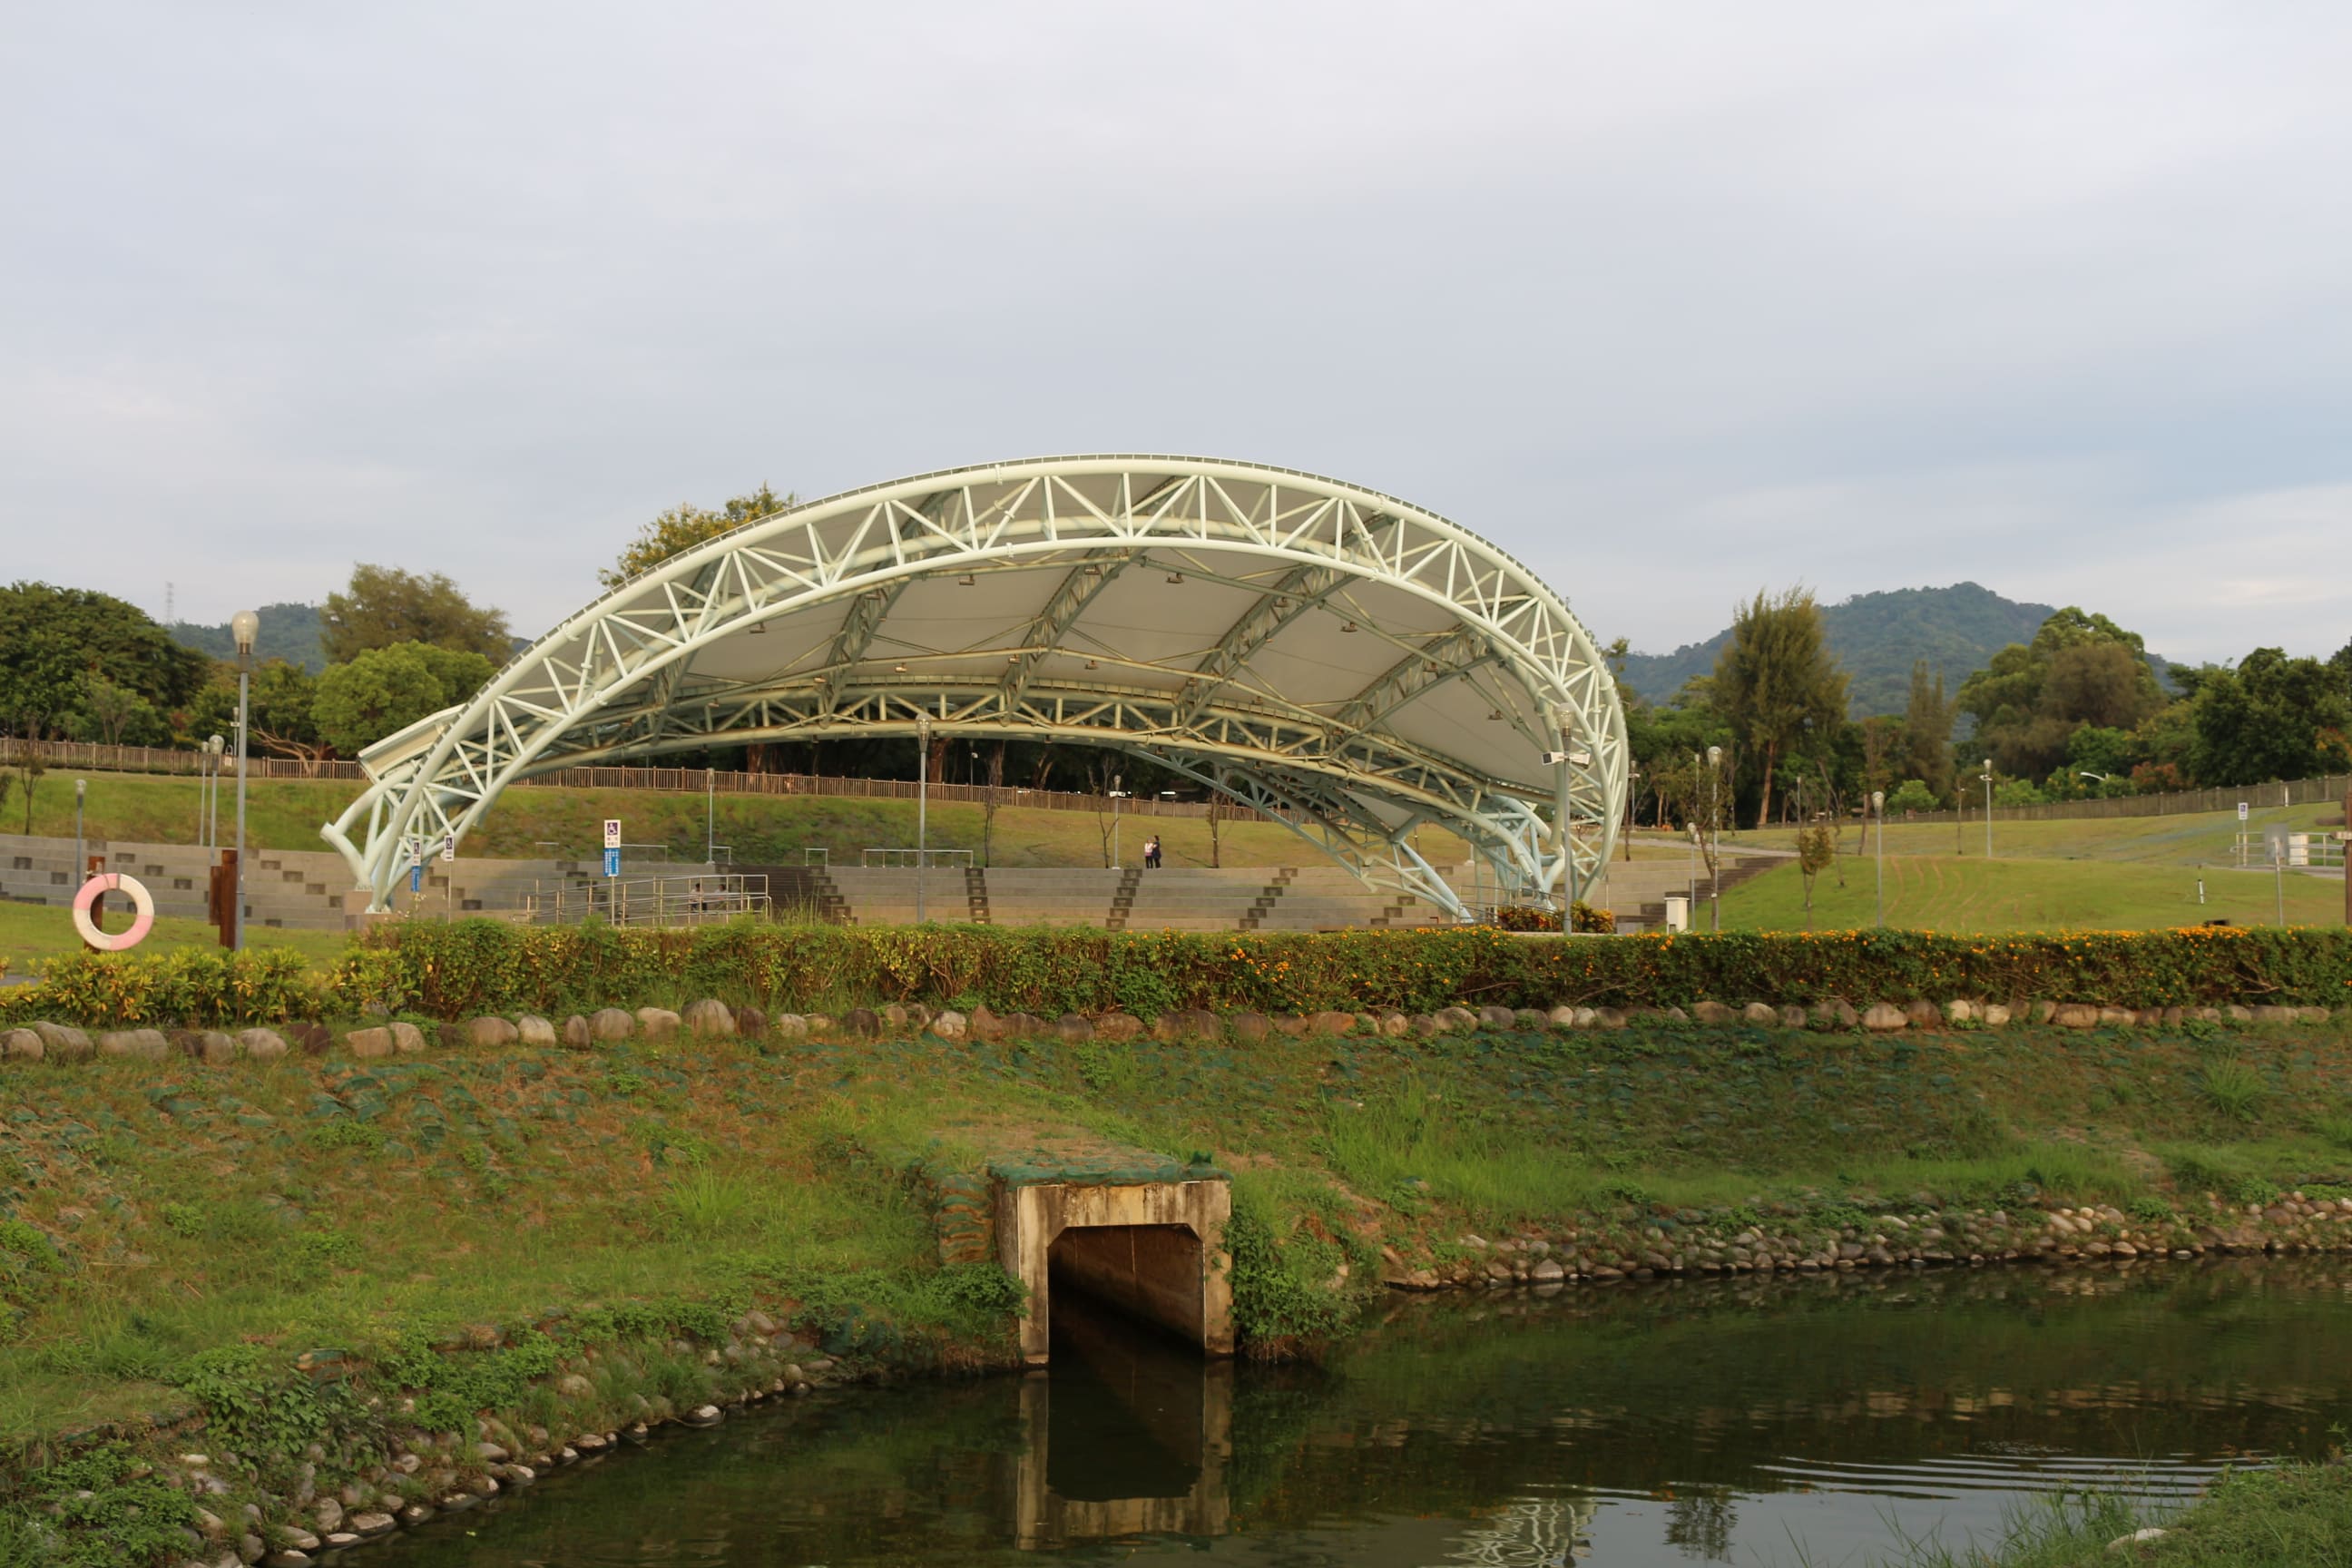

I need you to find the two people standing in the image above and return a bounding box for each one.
[1142,835,1161,869]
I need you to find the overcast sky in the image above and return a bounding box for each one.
[5,3,2347,665]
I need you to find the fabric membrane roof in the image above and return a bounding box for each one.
[327,456,1628,915]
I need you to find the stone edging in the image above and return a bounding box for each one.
[1,996,2337,1070]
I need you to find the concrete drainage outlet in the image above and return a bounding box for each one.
[996,1174,1233,1363]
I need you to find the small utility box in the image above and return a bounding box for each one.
[1663,894,1690,933]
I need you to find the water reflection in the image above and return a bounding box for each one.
[368,1257,2352,1567]
[1017,1296,1230,1545]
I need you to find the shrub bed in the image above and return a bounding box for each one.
[7,922,2345,1025]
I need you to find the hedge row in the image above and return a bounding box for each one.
[4,922,2349,1026]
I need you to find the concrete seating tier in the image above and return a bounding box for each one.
[822,866,1445,931]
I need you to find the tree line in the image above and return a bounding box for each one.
[0,485,1203,809]
[1623,589,2352,831]
[3,493,2344,835]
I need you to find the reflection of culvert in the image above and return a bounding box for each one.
[999,1180,1233,1364]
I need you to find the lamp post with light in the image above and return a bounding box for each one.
[1706,744,1723,931]
[915,711,931,924]
[1980,758,1994,859]
[1873,789,1886,928]
[204,734,225,853]
[1110,776,1131,869]
[230,610,258,952]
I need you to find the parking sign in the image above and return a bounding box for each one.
[2238,801,2249,822]
[603,818,622,849]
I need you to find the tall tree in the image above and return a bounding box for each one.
[1955,606,2165,779]
[601,485,797,590]
[1898,661,1954,797]
[320,564,512,664]
[0,581,209,739]
[1712,587,1849,828]
[310,642,496,757]
[2190,648,2352,787]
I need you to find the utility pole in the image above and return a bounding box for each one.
[2344,782,2351,928]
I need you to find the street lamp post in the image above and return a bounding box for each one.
[1981,758,1994,859]
[74,778,86,889]
[1685,751,1700,925]
[1872,789,1886,928]
[204,735,224,854]
[230,609,258,953]
[915,712,931,923]
[1706,744,1723,932]
[1110,776,1130,869]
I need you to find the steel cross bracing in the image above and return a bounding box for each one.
[325,456,1629,915]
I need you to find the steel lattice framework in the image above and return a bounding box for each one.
[325,456,1628,916]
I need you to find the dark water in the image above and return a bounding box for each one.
[368,1259,2352,1566]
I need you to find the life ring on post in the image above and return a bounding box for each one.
[73,872,156,952]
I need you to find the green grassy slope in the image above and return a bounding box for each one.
[1719,852,2344,934]
[5,1014,2351,1448]
[1718,798,2344,867]
[6,770,1468,870]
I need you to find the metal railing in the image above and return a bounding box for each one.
[858,848,975,868]
[522,872,770,928]
[2233,829,2348,870]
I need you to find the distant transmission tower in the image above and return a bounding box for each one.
[165,582,175,624]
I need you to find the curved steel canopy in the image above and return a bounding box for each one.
[325,456,1629,916]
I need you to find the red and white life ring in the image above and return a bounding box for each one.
[73,872,156,952]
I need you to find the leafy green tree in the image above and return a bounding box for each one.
[188,661,332,765]
[0,581,209,740]
[1796,825,1838,929]
[320,564,512,664]
[1624,701,1731,828]
[69,673,170,747]
[408,644,495,709]
[2190,648,2352,787]
[1886,779,1940,815]
[601,485,797,590]
[310,642,495,757]
[1955,606,2165,778]
[1712,587,1848,828]
[1898,660,1954,796]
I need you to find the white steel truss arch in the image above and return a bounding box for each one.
[324,456,1629,917]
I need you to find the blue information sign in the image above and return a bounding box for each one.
[603,847,622,877]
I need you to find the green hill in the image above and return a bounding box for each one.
[1620,582,2061,716]
[1618,582,2184,717]
[166,601,325,672]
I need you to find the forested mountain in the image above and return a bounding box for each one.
[1620,583,2083,716]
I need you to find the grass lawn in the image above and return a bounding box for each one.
[0,900,346,981]
[1878,1461,2352,1566]
[1691,797,2347,869]
[1719,851,2346,934]
[9,769,1469,870]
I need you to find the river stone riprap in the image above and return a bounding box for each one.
[466,1015,520,1047]
[682,999,735,1038]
